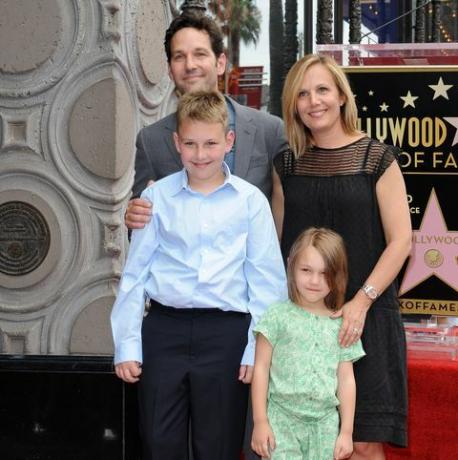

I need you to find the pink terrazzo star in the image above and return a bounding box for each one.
[399,189,458,295]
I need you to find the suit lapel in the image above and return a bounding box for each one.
[163,115,182,169]
[232,99,256,178]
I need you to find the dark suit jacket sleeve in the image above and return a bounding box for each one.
[269,114,288,163]
[132,128,158,199]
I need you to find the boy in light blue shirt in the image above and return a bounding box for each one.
[111,90,287,460]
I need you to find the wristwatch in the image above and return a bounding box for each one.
[360,284,379,301]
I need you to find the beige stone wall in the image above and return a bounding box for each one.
[0,0,174,355]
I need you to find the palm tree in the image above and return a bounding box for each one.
[349,0,361,44]
[269,0,284,116]
[317,0,334,44]
[208,0,261,68]
[415,0,427,43]
[283,0,298,79]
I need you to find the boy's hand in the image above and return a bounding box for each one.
[238,365,253,384]
[251,420,276,458]
[115,361,142,383]
[125,195,153,230]
[333,432,353,459]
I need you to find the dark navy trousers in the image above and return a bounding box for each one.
[138,301,250,460]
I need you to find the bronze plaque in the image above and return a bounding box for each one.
[0,201,50,276]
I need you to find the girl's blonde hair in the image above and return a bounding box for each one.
[282,54,360,157]
[287,227,348,311]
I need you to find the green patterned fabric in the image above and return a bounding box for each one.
[267,403,338,460]
[254,300,365,459]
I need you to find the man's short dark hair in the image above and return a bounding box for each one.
[164,13,224,62]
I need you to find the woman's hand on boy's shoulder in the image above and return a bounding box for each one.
[115,361,142,383]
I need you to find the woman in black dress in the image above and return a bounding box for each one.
[272,54,412,459]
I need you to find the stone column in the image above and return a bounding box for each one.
[0,0,173,355]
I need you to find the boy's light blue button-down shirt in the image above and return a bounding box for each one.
[111,163,287,366]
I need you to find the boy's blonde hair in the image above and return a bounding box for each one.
[282,54,360,157]
[176,90,228,132]
[287,227,348,311]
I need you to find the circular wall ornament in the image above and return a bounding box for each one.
[0,163,83,311]
[125,0,173,112]
[47,60,136,203]
[0,201,50,276]
[0,0,85,98]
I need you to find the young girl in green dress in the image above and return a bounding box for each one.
[251,227,365,460]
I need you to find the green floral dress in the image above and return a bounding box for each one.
[254,301,365,460]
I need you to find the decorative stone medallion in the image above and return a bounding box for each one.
[0,202,50,276]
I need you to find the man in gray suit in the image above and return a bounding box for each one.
[124,12,286,460]
[125,13,286,229]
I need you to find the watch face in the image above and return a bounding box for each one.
[362,285,378,300]
[367,288,377,299]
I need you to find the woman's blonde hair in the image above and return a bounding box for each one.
[287,227,348,311]
[282,54,360,157]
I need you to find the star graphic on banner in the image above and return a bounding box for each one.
[379,102,389,112]
[399,189,458,295]
[428,77,453,100]
[400,91,419,108]
[368,90,374,96]
[362,106,368,112]
[443,117,458,146]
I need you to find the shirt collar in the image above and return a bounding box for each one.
[171,162,240,196]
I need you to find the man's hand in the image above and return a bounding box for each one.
[115,361,142,383]
[239,365,254,384]
[125,198,152,230]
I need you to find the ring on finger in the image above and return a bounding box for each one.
[352,327,360,334]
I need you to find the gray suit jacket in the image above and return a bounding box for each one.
[133,97,287,199]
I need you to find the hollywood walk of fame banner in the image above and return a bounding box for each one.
[346,67,457,317]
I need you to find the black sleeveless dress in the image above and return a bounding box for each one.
[274,136,407,447]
